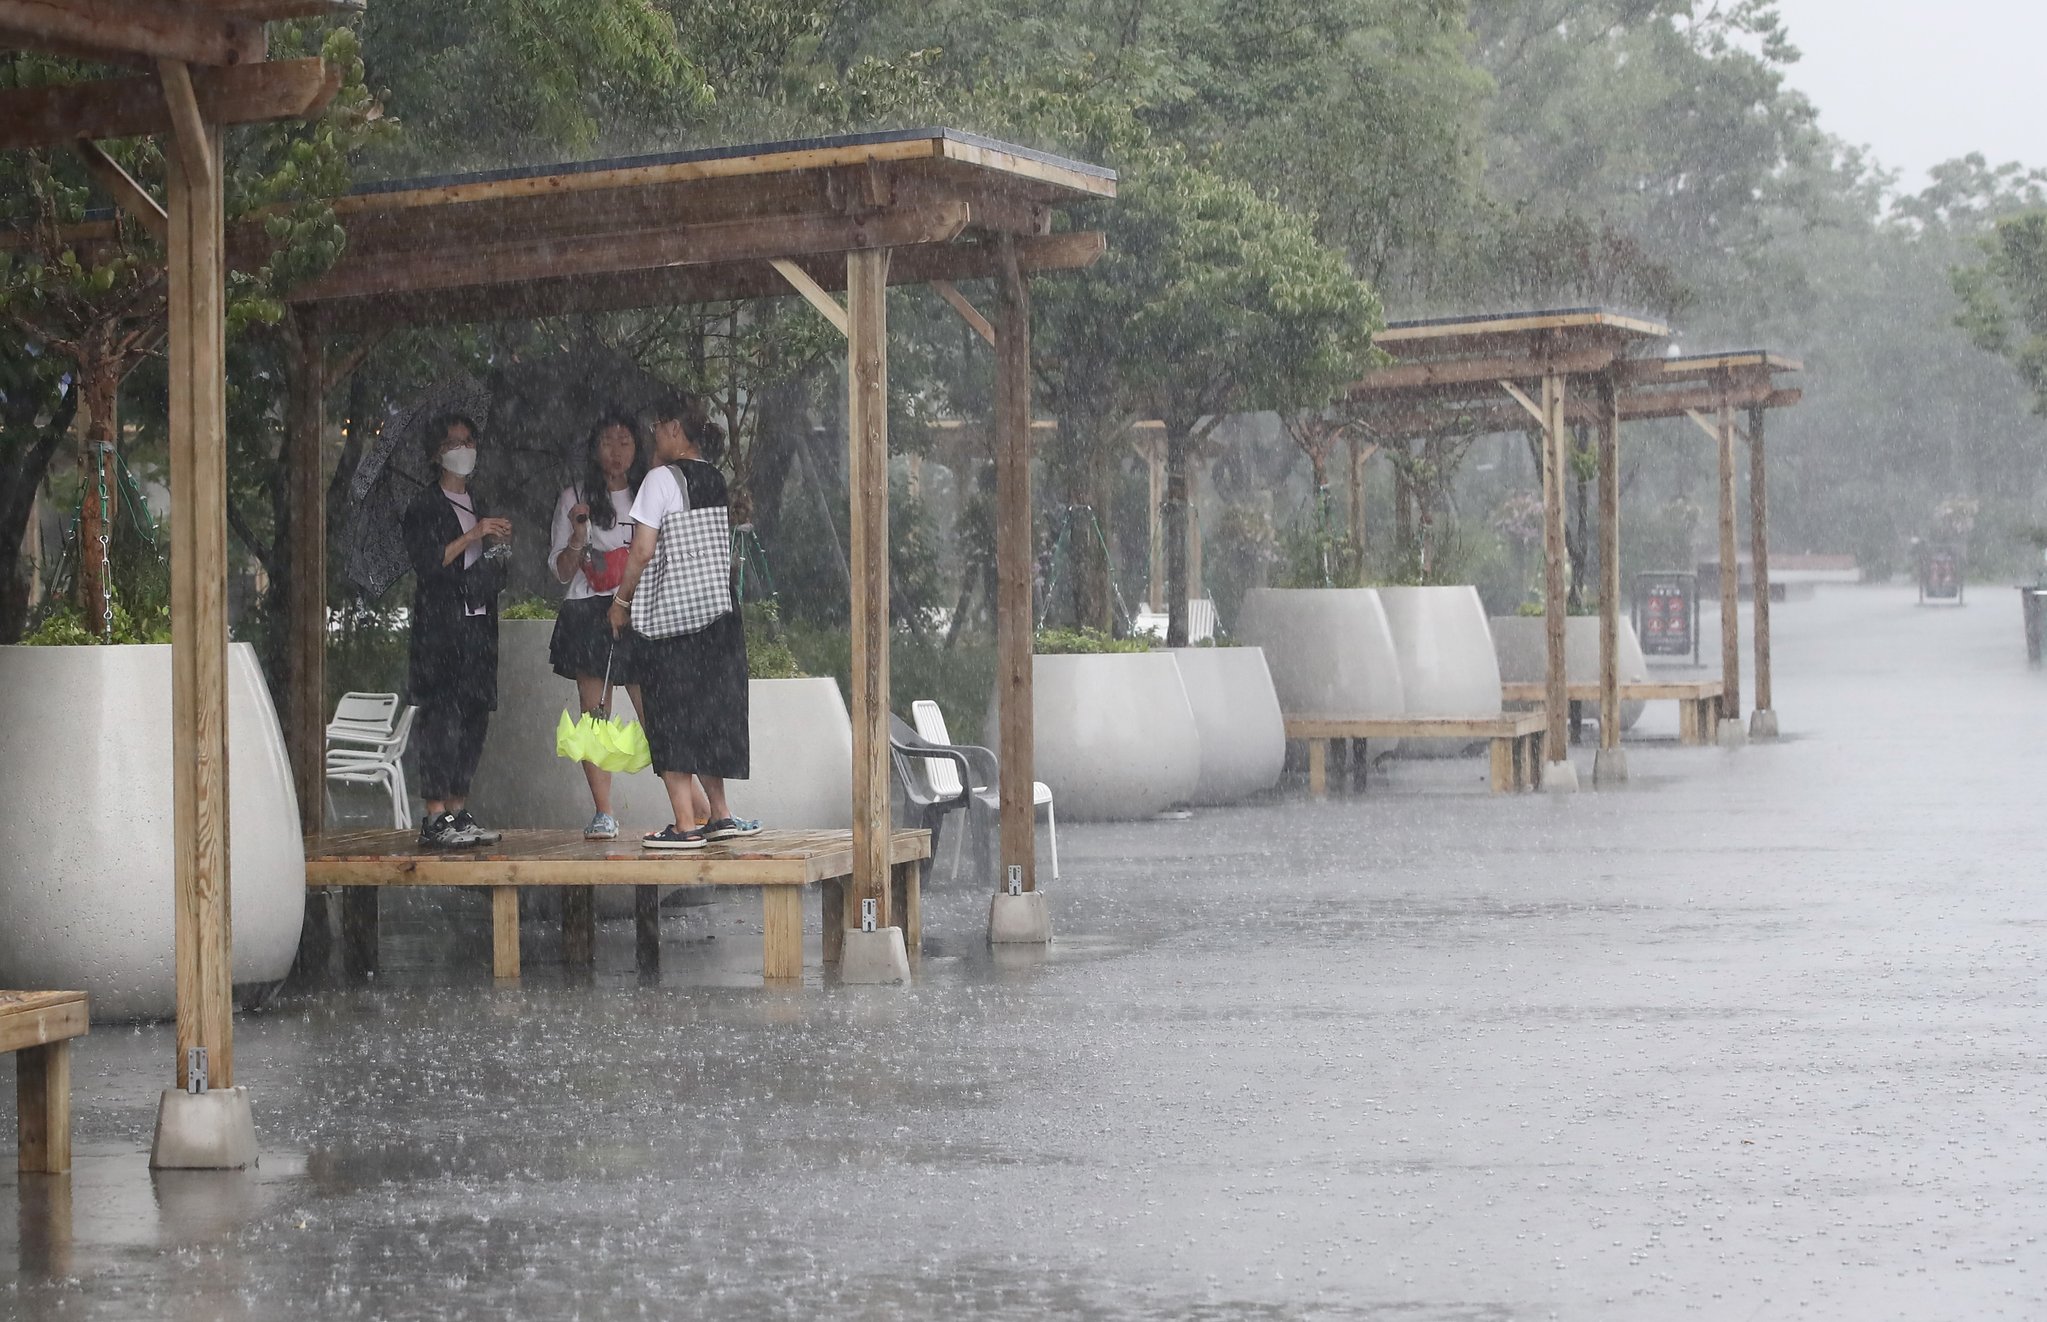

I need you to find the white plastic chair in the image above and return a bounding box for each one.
[327,692,400,750]
[326,704,417,828]
[1129,601,1217,644]
[911,698,1058,881]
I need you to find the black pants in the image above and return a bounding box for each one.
[416,694,491,801]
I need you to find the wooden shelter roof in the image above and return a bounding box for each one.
[284,128,1116,334]
[1375,306,1671,356]
[1351,306,1673,408]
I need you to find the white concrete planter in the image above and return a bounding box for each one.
[1169,647,1285,805]
[1377,585,1503,758]
[469,622,851,914]
[0,643,305,1021]
[1031,652,1201,820]
[1490,615,1649,730]
[1234,588,1406,755]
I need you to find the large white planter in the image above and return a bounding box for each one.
[469,622,853,833]
[1377,585,1503,758]
[1234,588,1406,755]
[1490,615,1649,730]
[1169,647,1285,805]
[1030,652,1201,821]
[0,643,305,1021]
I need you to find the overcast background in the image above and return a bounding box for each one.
[1779,0,2047,185]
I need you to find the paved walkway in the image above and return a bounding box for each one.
[3,586,2042,1319]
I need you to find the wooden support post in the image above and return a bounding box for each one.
[634,885,660,973]
[1717,393,1742,724]
[1347,433,1368,585]
[1541,370,1569,766]
[891,860,922,967]
[1489,737,1514,794]
[491,886,519,980]
[162,63,232,1092]
[562,886,594,965]
[761,887,802,982]
[1306,738,1328,798]
[1146,438,1165,607]
[821,878,844,966]
[284,318,325,833]
[1748,405,1773,720]
[845,247,893,930]
[17,1040,71,1174]
[341,888,377,975]
[994,236,1038,893]
[1596,376,1622,752]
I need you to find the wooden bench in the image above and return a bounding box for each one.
[1285,711,1548,795]
[1499,680,1724,745]
[304,828,932,983]
[0,991,87,1174]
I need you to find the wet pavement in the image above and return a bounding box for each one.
[3,584,2044,1319]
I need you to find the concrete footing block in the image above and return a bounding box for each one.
[1749,709,1779,740]
[838,927,912,985]
[149,1087,258,1170]
[1718,720,1750,749]
[988,890,1052,945]
[1541,760,1580,794]
[1592,747,1630,787]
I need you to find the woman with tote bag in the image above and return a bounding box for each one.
[608,398,759,850]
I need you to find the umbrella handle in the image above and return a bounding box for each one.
[597,640,616,721]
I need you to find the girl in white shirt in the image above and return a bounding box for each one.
[547,411,657,840]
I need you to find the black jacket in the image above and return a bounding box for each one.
[401,482,501,708]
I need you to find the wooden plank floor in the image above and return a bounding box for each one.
[305,828,930,888]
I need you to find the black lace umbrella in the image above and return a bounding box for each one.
[341,377,491,599]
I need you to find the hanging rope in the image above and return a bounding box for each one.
[1037,504,1133,633]
[90,441,113,640]
[730,522,779,607]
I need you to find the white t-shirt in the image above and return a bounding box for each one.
[441,489,486,617]
[627,464,690,529]
[549,484,637,600]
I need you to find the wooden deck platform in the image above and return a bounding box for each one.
[1284,711,1547,795]
[0,991,87,1174]
[1499,680,1723,745]
[305,828,932,983]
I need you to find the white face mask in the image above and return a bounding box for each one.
[440,445,478,476]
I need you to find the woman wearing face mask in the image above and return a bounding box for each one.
[547,410,704,838]
[401,413,510,848]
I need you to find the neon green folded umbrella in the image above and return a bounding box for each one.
[555,708,651,773]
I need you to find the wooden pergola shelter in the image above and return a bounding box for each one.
[1350,315,1803,774]
[280,128,1112,950]
[0,0,353,1165]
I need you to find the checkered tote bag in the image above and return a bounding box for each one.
[630,474,734,639]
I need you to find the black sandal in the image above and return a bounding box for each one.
[641,823,706,851]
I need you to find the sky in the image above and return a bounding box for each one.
[1776,0,2047,186]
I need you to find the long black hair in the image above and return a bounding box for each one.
[578,410,648,530]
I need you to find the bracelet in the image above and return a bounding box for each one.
[613,594,632,607]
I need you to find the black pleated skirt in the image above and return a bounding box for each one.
[632,612,750,779]
[549,595,637,685]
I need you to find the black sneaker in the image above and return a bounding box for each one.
[702,817,762,841]
[452,810,501,845]
[419,810,472,849]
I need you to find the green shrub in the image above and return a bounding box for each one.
[1033,626,1151,655]
[20,598,171,645]
[501,597,558,621]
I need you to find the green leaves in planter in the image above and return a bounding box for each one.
[501,598,559,621]
[1034,627,1152,655]
[745,602,805,679]
[21,600,171,645]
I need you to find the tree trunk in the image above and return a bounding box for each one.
[0,392,78,643]
[75,337,121,638]
[1073,421,1114,633]
[1164,425,1190,648]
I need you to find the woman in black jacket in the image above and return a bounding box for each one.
[401,413,512,848]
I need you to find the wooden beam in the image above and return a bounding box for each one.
[931,278,996,347]
[299,227,1107,334]
[0,0,265,66]
[1354,345,1612,394]
[164,102,233,1093]
[72,139,165,238]
[158,60,213,187]
[768,258,847,337]
[1716,397,1741,725]
[1749,404,1773,719]
[284,316,324,833]
[993,234,1036,893]
[844,247,892,933]
[293,202,971,306]
[0,57,336,151]
[1499,379,1544,427]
